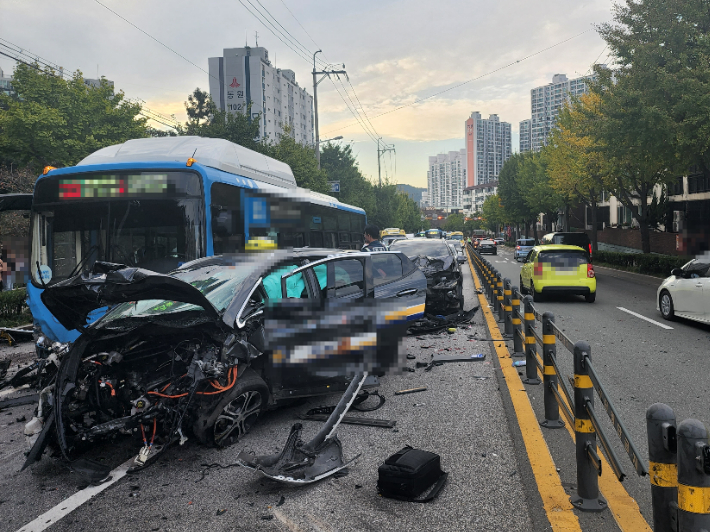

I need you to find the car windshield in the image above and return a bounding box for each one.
[682,260,710,276]
[102,262,259,321]
[518,240,535,246]
[449,235,463,240]
[390,239,450,257]
[538,251,588,269]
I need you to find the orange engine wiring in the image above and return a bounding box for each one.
[147,366,238,399]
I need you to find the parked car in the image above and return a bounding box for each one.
[388,239,464,311]
[446,240,467,264]
[478,239,497,255]
[519,245,596,303]
[514,238,536,261]
[23,250,427,470]
[540,232,592,260]
[657,258,710,323]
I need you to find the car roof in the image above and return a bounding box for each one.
[533,244,587,252]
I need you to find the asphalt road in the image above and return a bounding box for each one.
[482,245,710,526]
[0,264,540,532]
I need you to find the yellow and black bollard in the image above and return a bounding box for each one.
[570,341,607,511]
[511,286,525,357]
[646,403,677,532]
[496,273,504,323]
[503,278,513,338]
[676,418,710,531]
[539,312,565,429]
[521,295,540,386]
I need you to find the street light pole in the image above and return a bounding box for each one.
[311,52,347,170]
[312,50,322,169]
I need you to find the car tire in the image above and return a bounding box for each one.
[192,368,269,448]
[659,290,675,320]
[456,283,464,309]
[585,292,596,303]
[531,281,542,302]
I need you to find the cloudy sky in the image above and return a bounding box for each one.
[1,0,616,188]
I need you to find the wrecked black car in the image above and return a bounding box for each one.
[24,249,426,471]
[388,239,464,312]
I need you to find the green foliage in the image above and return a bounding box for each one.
[443,213,464,232]
[594,250,689,276]
[0,288,27,317]
[320,143,376,215]
[481,194,504,231]
[264,129,329,194]
[497,153,535,224]
[0,63,147,171]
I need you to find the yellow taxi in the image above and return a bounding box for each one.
[381,228,405,238]
[519,245,596,303]
[245,236,278,251]
[447,231,464,241]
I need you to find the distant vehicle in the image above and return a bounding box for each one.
[478,239,497,255]
[540,232,592,260]
[472,237,486,250]
[447,231,464,241]
[382,235,407,248]
[657,259,710,323]
[389,239,464,311]
[414,231,426,238]
[514,238,536,261]
[494,237,504,245]
[425,228,443,239]
[381,228,406,238]
[519,245,596,303]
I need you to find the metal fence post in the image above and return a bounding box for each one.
[522,295,540,385]
[496,273,504,322]
[571,341,607,511]
[676,418,710,531]
[646,403,678,532]
[503,278,513,338]
[540,312,564,429]
[511,287,525,357]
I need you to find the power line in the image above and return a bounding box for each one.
[323,28,593,137]
[92,0,216,81]
[344,76,379,139]
[277,0,323,52]
[333,76,379,141]
[328,76,378,144]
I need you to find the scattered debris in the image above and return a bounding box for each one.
[406,354,416,360]
[216,509,227,516]
[298,414,396,429]
[0,393,39,411]
[403,367,415,373]
[512,361,526,367]
[276,496,285,507]
[261,515,274,520]
[377,446,448,503]
[394,386,427,396]
[407,307,478,335]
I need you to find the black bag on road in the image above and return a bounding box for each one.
[377,446,447,502]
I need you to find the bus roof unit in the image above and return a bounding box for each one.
[77,136,297,190]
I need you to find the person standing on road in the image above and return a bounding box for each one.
[361,225,387,252]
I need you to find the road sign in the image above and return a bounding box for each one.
[328,181,340,193]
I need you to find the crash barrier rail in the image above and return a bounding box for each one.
[466,244,649,514]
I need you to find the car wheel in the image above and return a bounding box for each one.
[585,292,596,303]
[456,283,464,309]
[193,368,269,448]
[659,290,675,320]
[531,281,542,303]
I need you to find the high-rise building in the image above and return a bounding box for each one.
[208,46,314,145]
[529,73,590,152]
[519,119,532,153]
[83,78,114,92]
[465,112,512,187]
[427,149,466,212]
[0,68,14,96]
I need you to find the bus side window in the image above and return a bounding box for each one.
[310,231,324,248]
[324,232,337,249]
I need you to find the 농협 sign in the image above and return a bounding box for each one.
[328,181,340,193]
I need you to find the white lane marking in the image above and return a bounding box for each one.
[617,307,674,330]
[15,458,134,532]
[0,384,30,397]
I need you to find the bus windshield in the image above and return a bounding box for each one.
[31,171,204,285]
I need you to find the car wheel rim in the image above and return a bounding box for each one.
[661,294,671,316]
[213,390,263,445]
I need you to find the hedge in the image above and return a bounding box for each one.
[0,288,27,317]
[593,250,690,276]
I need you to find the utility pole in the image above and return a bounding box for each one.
[376,137,396,187]
[312,50,346,169]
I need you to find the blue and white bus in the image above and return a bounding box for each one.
[4,136,366,343]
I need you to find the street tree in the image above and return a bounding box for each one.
[481,194,505,233]
[443,213,464,232]
[546,93,606,251]
[0,63,146,171]
[517,152,562,234]
[320,143,376,216]
[497,153,537,238]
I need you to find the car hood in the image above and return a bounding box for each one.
[41,261,220,331]
[411,255,454,276]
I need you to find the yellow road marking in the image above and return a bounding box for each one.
[467,249,581,532]
[467,248,652,532]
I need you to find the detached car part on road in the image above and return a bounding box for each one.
[23,249,426,472]
[388,239,464,312]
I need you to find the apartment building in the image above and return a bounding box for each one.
[427,149,467,212]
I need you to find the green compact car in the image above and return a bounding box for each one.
[519,245,596,303]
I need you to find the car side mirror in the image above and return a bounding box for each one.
[671,268,683,277]
[522,257,528,264]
